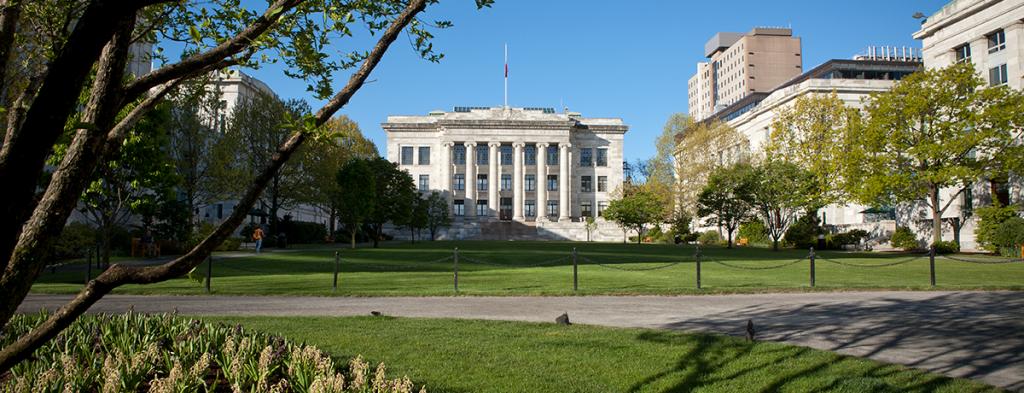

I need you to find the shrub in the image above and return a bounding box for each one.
[698,230,722,246]
[827,229,870,250]
[280,218,327,244]
[932,240,960,254]
[738,220,769,244]
[889,226,919,251]
[974,203,1019,252]
[784,214,820,249]
[993,217,1024,255]
[189,223,243,251]
[2,311,424,393]
[646,226,672,243]
[48,222,96,262]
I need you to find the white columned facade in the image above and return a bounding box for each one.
[558,142,570,221]
[512,142,525,220]
[536,143,548,220]
[464,142,477,217]
[442,142,454,192]
[488,142,500,217]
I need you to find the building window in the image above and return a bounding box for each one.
[598,201,608,217]
[581,176,593,192]
[990,64,1008,86]
[581,201,592,218]
[546,146,558,165]
[401,146,414,165]
[454,200,465,216]
[547,175,558,191]
[418,146,430,165]
[547,201,558,218]
[525,200,535,217]
[453,174,465,191]
[525,146,537,165]
[477,174,488,191]
[500,146,513,165]
[954,43,971,63]
[525,174,536,191]
[580,148,593,166]
[501,174,512,191]
[476,145,488,165]
[476,200,488,216]
[419,175,429,191]
[988,29,1006,53]
[596,148,608,167]
[453,145,466,165]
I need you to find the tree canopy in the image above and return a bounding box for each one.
[696,162,755,248]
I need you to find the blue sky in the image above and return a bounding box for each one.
[228,0,949,162]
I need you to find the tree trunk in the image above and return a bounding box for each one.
[350,226,356,250]
[772,238,780,251]
[930,185,943,245]
[726,228,734,249]
[0,0,426,372]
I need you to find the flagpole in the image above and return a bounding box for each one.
[504,43,508,109]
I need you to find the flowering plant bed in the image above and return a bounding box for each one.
[1,311,421,393]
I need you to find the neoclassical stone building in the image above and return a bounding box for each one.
[383,106,628,241]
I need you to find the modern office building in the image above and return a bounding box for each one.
[383,106,629,241]
[687,28,803,122]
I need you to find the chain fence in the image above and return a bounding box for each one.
[459,255,570,268]
[580,255,690,271]
[939,254,1024,264]
[818,254,927,268]
[704,256,807,271]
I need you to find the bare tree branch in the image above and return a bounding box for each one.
[0,0,428,373]
[0,0,22,97]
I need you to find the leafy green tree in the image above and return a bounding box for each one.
[604,189,664,244]
[76,104,180,265]
[301,116,377,237]
[584,216,598,242]
[696,163,755,248]
[0,0,493,371]
[366,158,416,248]
[423,191,450,241]
[766,92,860,206]
[675,120,749,215]
[166,78,223,230]
[211,91,311,239]
[973,202,1020,252]
[336,158,375,250]
[749,160,816,251]
[843,62,1024,245]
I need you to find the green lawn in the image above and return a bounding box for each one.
[31,241,1024,296]
[202,316,1002,393]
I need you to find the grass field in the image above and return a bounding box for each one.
[31,241,1024,296]
[202,315,1001,393]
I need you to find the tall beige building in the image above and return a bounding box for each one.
[687,28,803,121]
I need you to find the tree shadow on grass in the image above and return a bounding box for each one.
[659,292,1022,391]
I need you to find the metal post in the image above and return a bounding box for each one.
[929,246,936,287]
[695,244,702,289]
[333,251,339,292]
[86,249,92,285]
[809,247,816,288]
[453,247,459,293]
[572,247,578,293]
[205,255,212,294]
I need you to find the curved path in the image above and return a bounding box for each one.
[20,291,1023,391]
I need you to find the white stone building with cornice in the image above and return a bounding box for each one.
[383,106,629,241]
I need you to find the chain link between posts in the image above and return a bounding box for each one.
[580,255,690,271]
[705,255,808,270]
[459,255,571,268]
[818,254,925,268]
[939,254,1024,264]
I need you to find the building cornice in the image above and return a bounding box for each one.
[383,120,628,134]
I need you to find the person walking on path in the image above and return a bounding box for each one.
[253,226,265,254]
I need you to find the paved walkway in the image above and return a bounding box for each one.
[19,291,1023,391]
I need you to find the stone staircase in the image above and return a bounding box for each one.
[477,220,540,241]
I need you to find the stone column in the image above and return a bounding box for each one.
[488,142,500,218]
[536,143,548,221]
[464,142,477,217]
[559,142,571,221]
[512,142,525,220]
[442,142,454,191]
